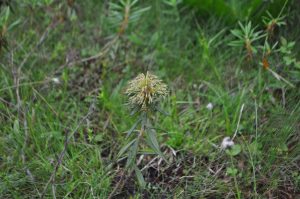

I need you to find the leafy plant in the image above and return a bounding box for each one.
[184,0,288,24]
[108,0,151,36]
[0,5,19,55]
[23,0,54,6]
[229,21,265,60]
[0,6,10,53]
[118,71,169,188]
[279,37,300,69]
[229,3,296,88]
[263,11,286,37]
[226,144,242,199]
[262,0,288,38]
[162,0,182,21]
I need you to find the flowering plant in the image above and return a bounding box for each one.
[118,71,169,187]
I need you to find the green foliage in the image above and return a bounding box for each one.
[119,72,169,187]
[229,21,265,58]
[1,0,299,198]
[279,37,300,69]
[226,144,241,156]
[226,167,238,176]
[0,6,20,53]
[229,4,298,88]
[184,0,288,24]
[23,0,54,6]
[166,131,184,148]
[108,0,151,35]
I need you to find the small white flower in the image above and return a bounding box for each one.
[206,102,213,110]
[52,77,60,84]
[221,137,234,149]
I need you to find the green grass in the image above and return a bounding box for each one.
[1,0,300,198]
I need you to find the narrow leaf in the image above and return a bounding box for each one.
[134,165,146,188]
[155,105,170,116]
[126,117,142,137]
[117,138,136,158]
[146,129,168,163]
[126,139,139,168]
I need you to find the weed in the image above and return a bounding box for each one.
[113,71,169,193]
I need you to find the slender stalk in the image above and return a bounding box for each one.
[108,112,147,198]
[232,104,244,140]
[139,112,147,139]
[253,100,258,198]
[209,58,222,82]
[230,156,241,199]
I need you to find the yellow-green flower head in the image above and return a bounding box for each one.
[125,71,168,110]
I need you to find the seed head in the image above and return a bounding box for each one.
[221,137,235,150]
[125,71,168,111]
[206,102,213,110]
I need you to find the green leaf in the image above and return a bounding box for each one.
[146,129,168,163]
[295,62,300,69]
[226,167,238,176]
[7,19,21,31]
[126,139,139,168]
[127,118,142,137]
[226,144,241,156]
[280,37,287,45]
[249,141,262,156]
[13,120,20,134]
[130,106,140,115]
[128,33,144,45]
[3,7,10,23]
[230,29,243,38]
[155,105,170,116]
[94,134,103,142]
[134,165,146,188]
[118,138,137,158]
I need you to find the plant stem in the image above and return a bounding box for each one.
[108,130,147,199]
[108,112,147,198]
[230,156,241,199]
[139,112,147,139]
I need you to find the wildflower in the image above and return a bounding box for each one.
[52,77,60,84]
[206,102,213,110]
[125,71,168,110]
[221,137,234,149]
